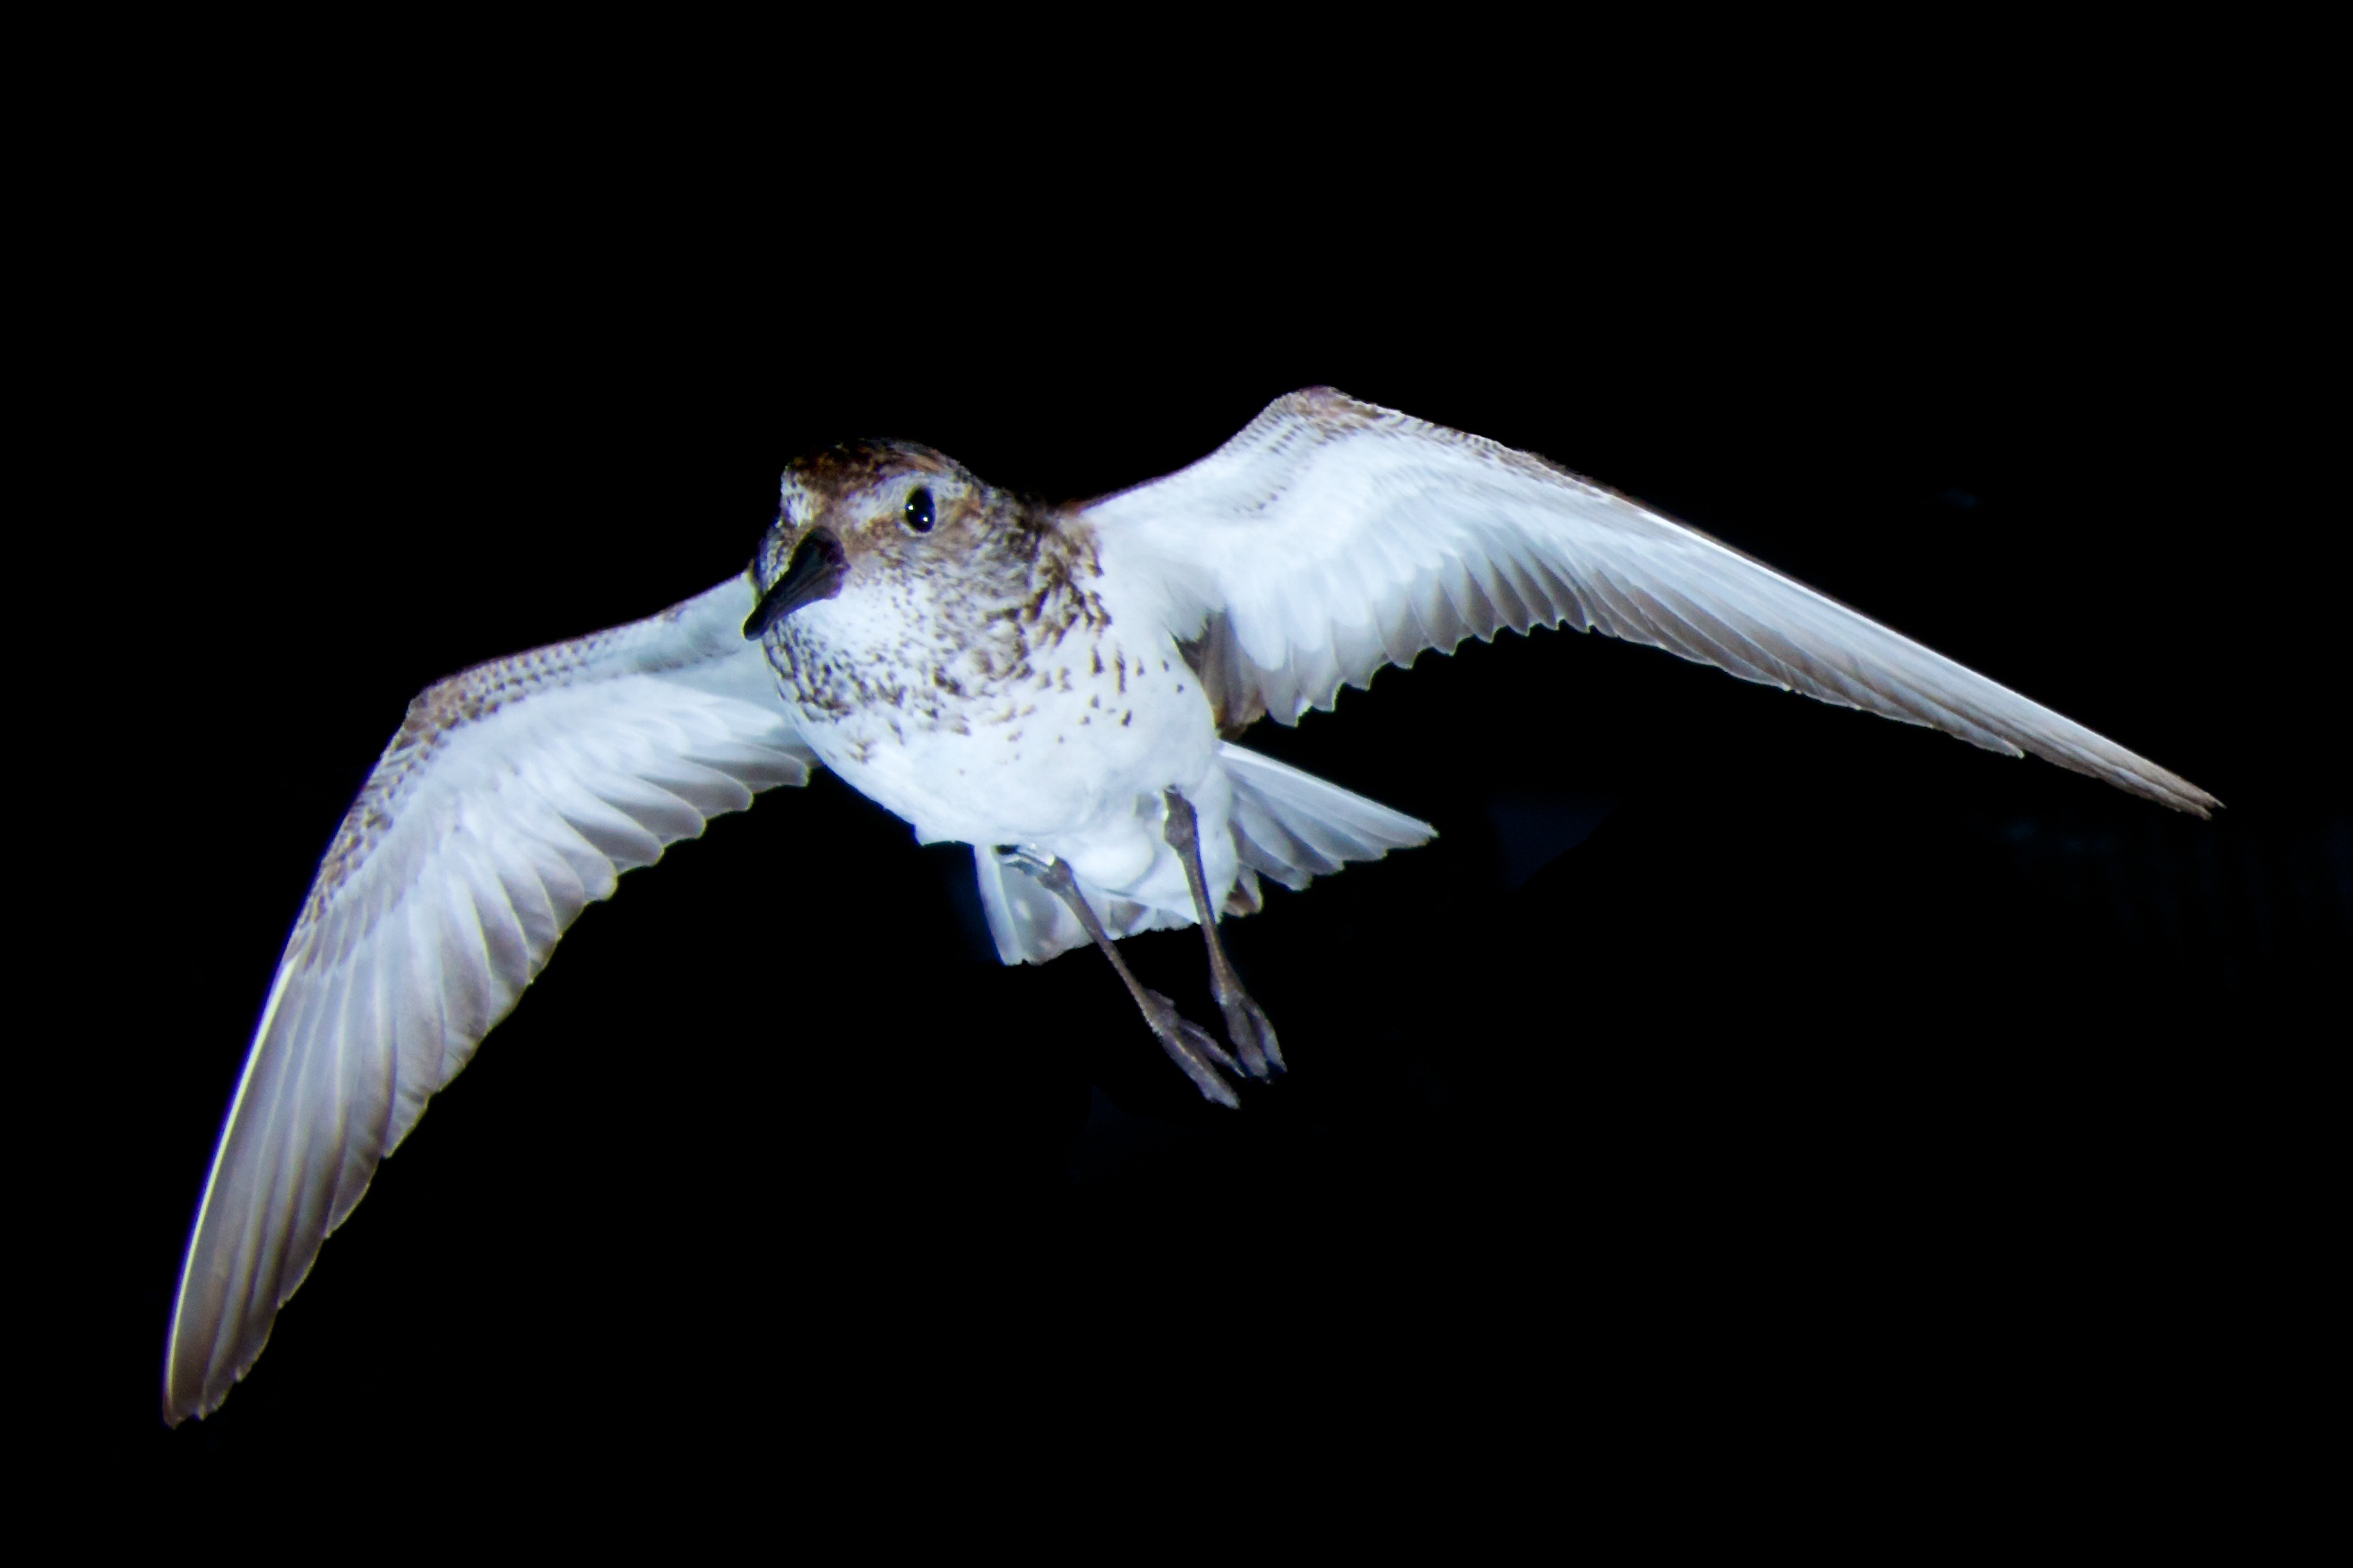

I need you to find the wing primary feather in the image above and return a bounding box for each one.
[326,945,396,1232]
[166,575,819,1424]
[1084,385,2214,817]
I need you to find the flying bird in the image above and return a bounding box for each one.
[163,387,2218,1425]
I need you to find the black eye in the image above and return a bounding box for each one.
[904,487,935,533]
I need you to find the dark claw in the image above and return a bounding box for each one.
[1218,993,1285,1080]
[1140,989,1242,1108]
[1161,786,1287,1086]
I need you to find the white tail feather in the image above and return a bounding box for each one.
[970,743,1435,965]
[1220,742,1435,891]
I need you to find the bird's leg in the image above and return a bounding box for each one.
[1161,789,1284,1079]
[1016,850,1244,1109]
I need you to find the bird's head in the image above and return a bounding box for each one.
[742,440,997,640]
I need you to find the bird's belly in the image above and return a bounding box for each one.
[789,643,1224,891]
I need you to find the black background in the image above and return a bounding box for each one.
[39,47,2336,1504]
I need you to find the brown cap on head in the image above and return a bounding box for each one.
[777,439,964,528]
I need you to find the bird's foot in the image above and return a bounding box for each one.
[1140,988,1244,1109]
[1160,785,1287,1083]
[1216,991,1285,1080]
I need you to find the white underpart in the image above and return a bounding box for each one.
[786,543,1233,911]
[973,743,1437,964]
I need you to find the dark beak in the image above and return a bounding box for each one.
[742,528,849,640]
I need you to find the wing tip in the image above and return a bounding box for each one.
[162,1277,274,1427]
[160,1353,235,1428]
[2168,784,2223,820]
[160,1387,211,1429]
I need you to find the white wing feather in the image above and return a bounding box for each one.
[165,574,815,1425]
[1088,388,2216,816]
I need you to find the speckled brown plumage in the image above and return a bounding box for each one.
[758,444,1109,737]
[297,643,586,935]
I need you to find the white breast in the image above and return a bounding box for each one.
[776,565,1230,909]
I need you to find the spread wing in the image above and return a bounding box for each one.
[1087,388,2216,816]
[165,575,816,1425]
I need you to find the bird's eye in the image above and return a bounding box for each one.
[904,487,935,534]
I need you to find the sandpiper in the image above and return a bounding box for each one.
[163,387,2217,1424]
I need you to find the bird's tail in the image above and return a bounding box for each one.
[970,744,1434,966]
[1218,742,1435,898]
[971,846,1194,966]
